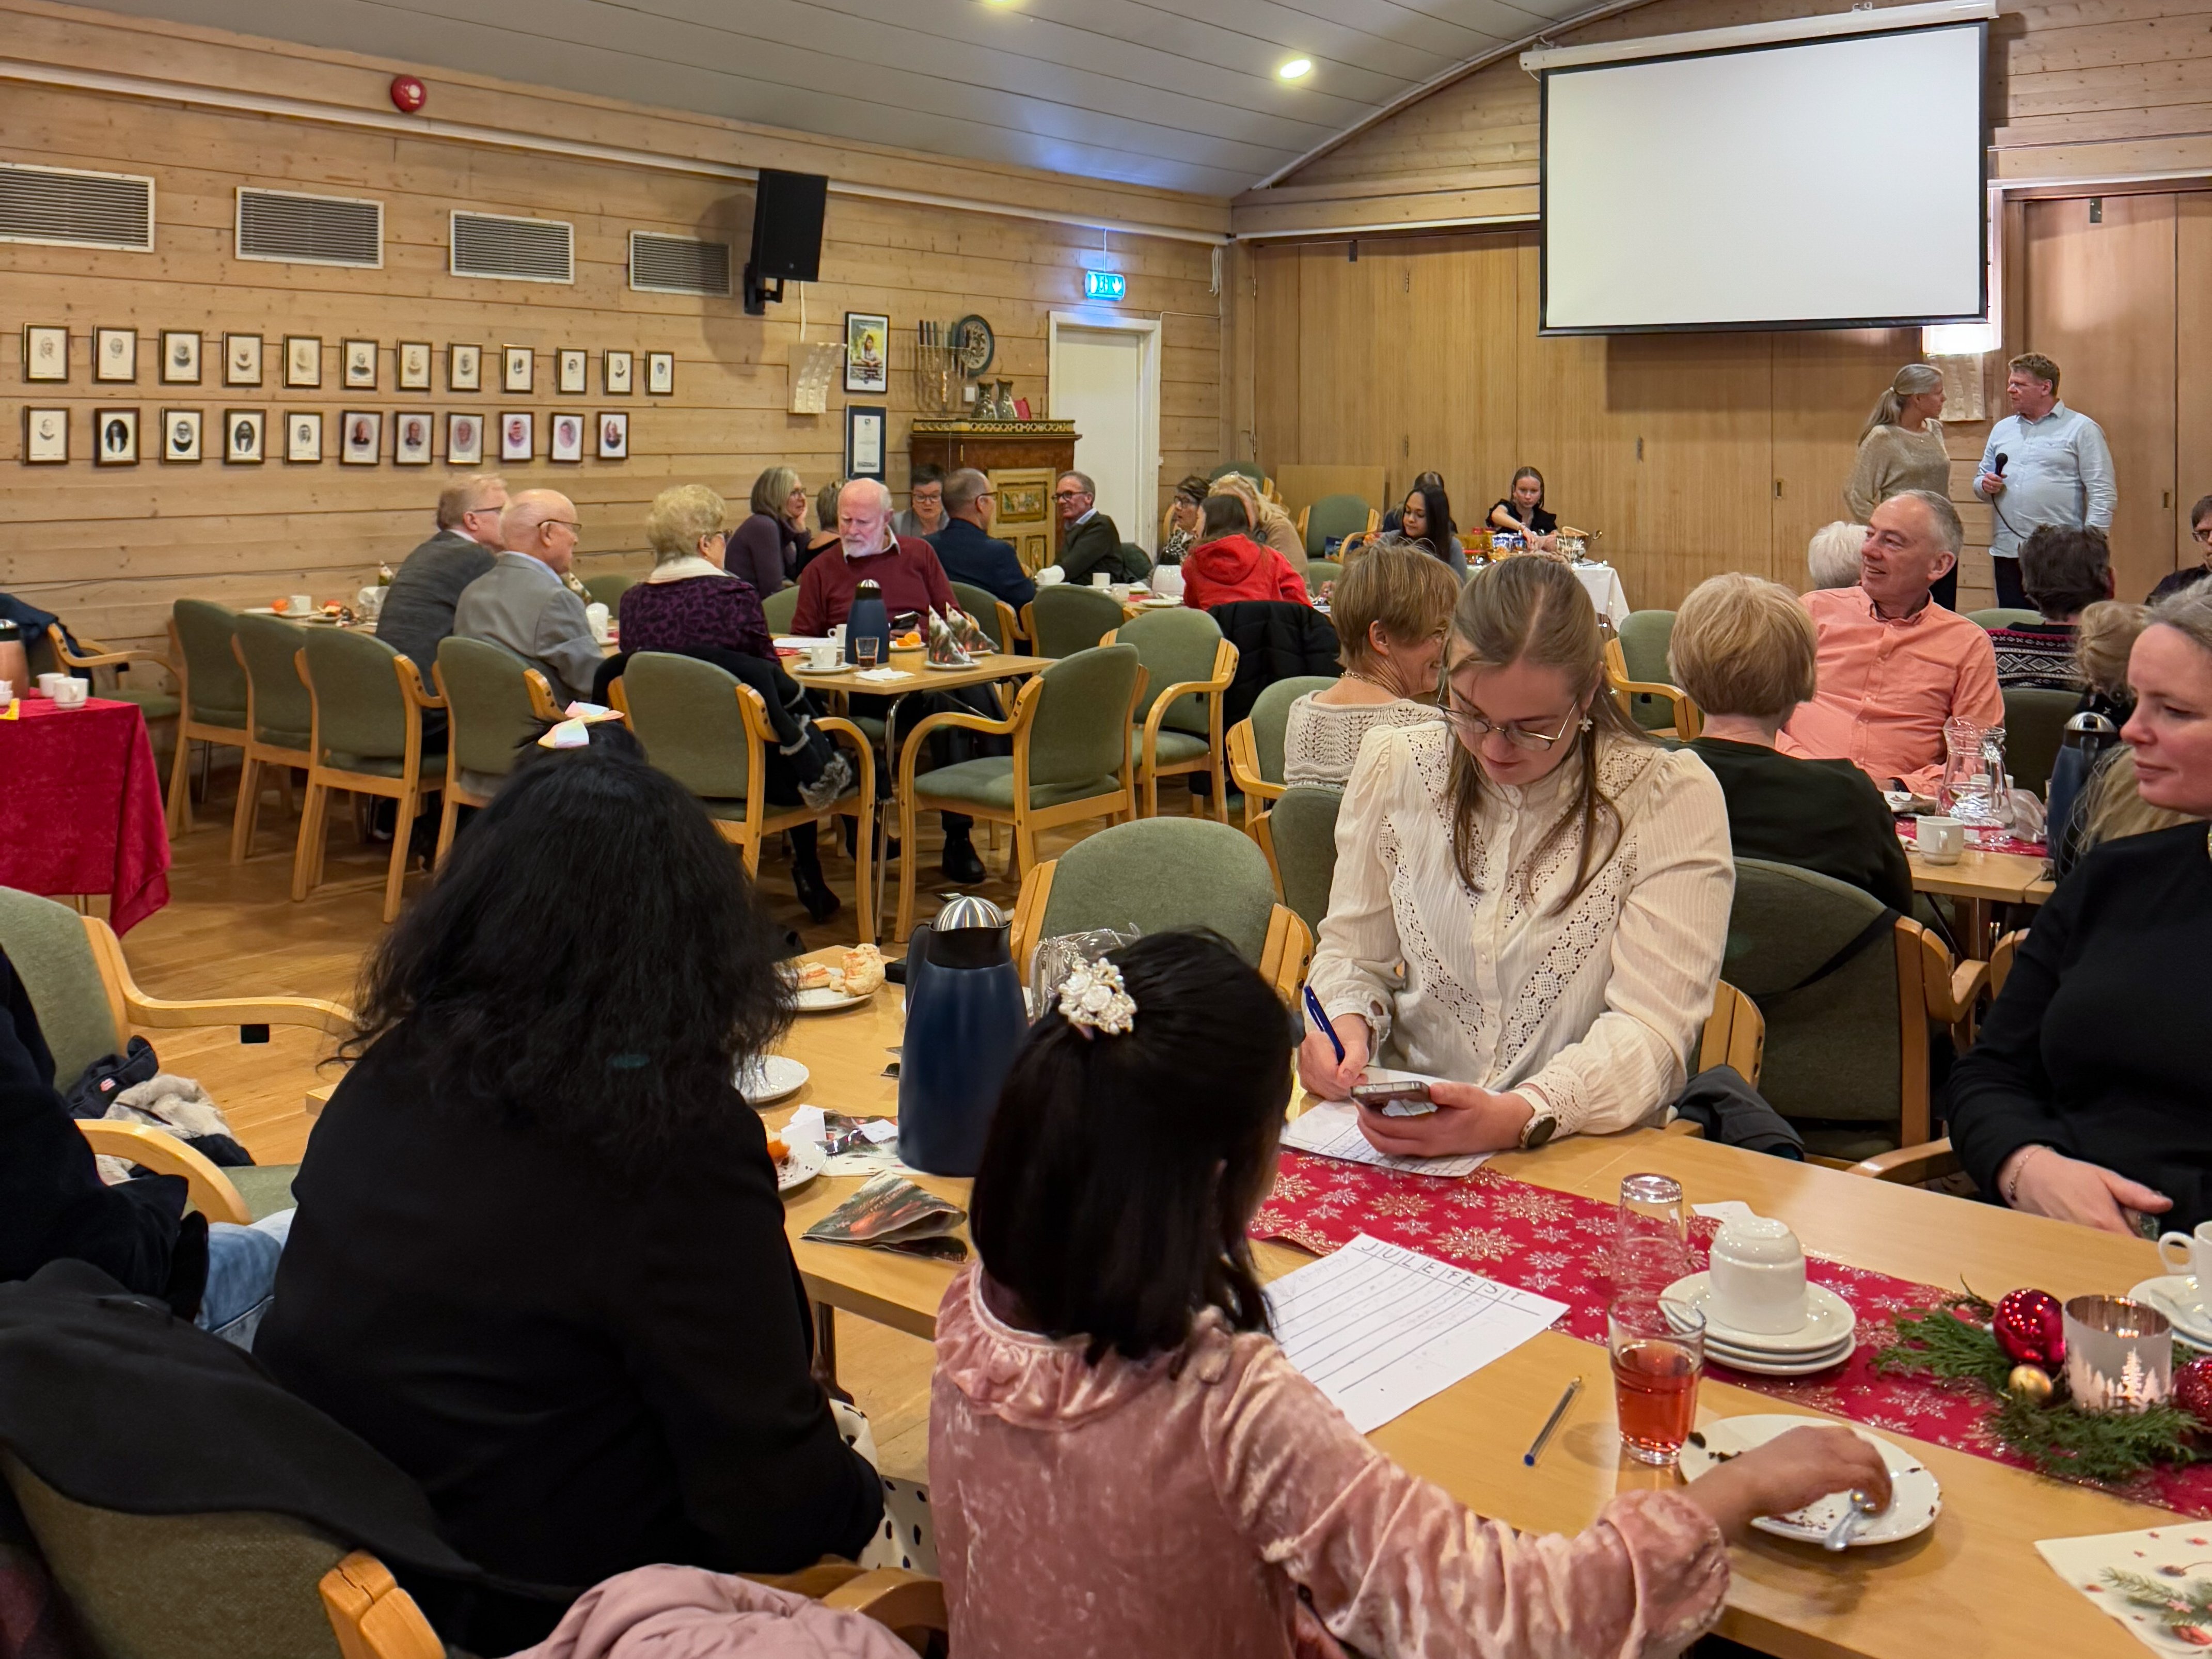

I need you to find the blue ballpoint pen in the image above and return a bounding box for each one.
[1302,985,1345,1064]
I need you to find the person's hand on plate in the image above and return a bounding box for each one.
[1354,1082,1534,1157]
[1681,1426,1893,1545]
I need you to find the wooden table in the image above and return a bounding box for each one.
[1906,844,2052,960]
[766,950,2169,1659]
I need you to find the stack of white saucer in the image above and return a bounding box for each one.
[1662,1215,1856,1376]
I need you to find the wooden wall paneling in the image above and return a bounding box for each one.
[1251,243,1302,473]
[2023,194,2177,603]
[1402,233,1521,525]
[1769,328,1923,582]
[2175,193,2212,575]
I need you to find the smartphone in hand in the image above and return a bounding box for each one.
[1351,1079,1436,1117]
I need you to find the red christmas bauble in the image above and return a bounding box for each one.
[390,75,427,114]
[2175,1356,2212,1430]
[1994,1288,2066,1368]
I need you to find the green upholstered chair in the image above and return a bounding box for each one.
[1118,541,1154,579]
[1724,859,1979,1163]
[1257,784,1341,936]
[763,585,802,634]
[582,571,639,610]
[621,652,877,942]
[42,621,181,792]
[949,581,1021,655]
[1616,609,1682,733]
[1105,608,1237,819]
[433,637,559,862]
[0,884,344,1222]
[1300,494,1375,557]
[1304,559,1342,589]
[228,614,315,867]
[166,600,251,834]
[895,644,1145,939]
[1007,817,1312,1002]
[1022,583,1126,662]
[1226,674,1338,834]
[2002,684,2078,800]
[294,630,446,922]
[1968,607,2043,630]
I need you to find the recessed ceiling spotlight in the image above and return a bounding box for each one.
[1278,58,1312,80]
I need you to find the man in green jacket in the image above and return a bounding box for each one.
[1053,471,1147,586]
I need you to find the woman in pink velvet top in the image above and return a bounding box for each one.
[932,931,1890,1659]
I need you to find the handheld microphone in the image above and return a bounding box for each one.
[1993,452,2009,476]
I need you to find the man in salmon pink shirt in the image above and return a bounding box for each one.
[1778,489,2003,798]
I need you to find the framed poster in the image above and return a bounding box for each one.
[23,325,67,384]
[343,339,378,389]
[393,410,433,465]
[397,341,433,390]
[94,408,139,465]
[499,410,533,462]
[340,409,382,465]
[94,327,137,383]
[596,410,628,460]
[161,408,203,463]
[502,345,532,393]
[285,335,322,389]
[225,333,263,387]
[449,343,482,392]
[23,408,67,465]
[160,330,201,385]
[447,411,483,466]
[844,403,886,481]
[548,412,584,463]
[224,409,265,464]
[286,410,323,463]
[604,350,633,394]
[645,351,673,395]
[843,312,888,394]
[557,349,586,394]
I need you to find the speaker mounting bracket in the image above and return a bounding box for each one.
[742,263,784,317]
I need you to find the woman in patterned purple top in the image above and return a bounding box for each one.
[618,485,773,659]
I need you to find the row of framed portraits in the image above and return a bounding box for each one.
[21,327,676,397]
[23,407,630,466]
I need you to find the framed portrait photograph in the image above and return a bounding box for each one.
[94,328,137,384]
[340,409,382,465]
[548,412,584,464]
[397,341,433,391]
[161,330,202,385]
[447,411,484,466]
[499,410,533,462]
[285,336,322,389]
[596,410,628,461]
[843,312,889,394]
[224,409,265,465]
[286,410,323,464]
[604,350,633,395]
[94,407,139,465]
[449,343,482,392]
[645,351,674,396]
[557,349,586,394]
[393,411,433,465]
[343,339,378,390]
[23,325,68,384]
[161,408,203,464]
[845,404,886,481]
[502,346,533,394]
[23,408,67,465]
[225,333,263,387]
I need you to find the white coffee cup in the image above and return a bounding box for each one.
[803,642,841,671]
[290,593,314,617]
[2158,1222,2212,1303]
[1091,572,1112,589]
[1705,1215,1809,1335]
[50,678,88,709]
[1110,583,1132,602]
[0,681,13,703]
[1914,814,1965,864]
[36,672,68,699]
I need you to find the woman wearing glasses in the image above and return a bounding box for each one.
[2150,495,2212,604]
[1300,558,1732,1155]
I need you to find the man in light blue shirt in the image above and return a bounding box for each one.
[1976,352,2116,611]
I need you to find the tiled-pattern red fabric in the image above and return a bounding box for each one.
[0,698,170,934]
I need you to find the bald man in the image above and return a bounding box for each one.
[377,474,508,702]
[453,488,601,704]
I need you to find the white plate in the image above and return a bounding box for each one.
[776,1136,826,1194]
[1680,1414,1940,1548]
[1663,1272,1857,1355]
[1705,1337,1856,1377]
[739,1054,810,1104]
[2130,1276,2212,1348]
[1138,596,1181,609]
[794,983,871,1013]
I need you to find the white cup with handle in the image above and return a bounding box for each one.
[0,680,13,704]
[1706,1214,1809,1335]
[1914,815,1965,864]
[289,593,314,618]
[50,678,88,709]
[2158,1222,2212,1306]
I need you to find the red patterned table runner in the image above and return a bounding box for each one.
[1253,1151,2212,1515]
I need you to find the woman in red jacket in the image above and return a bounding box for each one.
[1180,495,1312,610]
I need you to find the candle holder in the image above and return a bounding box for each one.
[2064,1295,2171,1413]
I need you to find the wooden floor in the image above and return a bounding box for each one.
[123,757,1196,1486]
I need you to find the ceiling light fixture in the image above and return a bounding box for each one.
[1278,58,1312,80]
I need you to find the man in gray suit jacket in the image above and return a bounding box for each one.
[1052,471,1146,586]
[453,491,601,705]
[376,475,508,686]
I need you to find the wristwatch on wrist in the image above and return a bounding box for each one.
[1516,1102,1559,1150]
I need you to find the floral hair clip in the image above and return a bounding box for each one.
[1057,957,1136,1038]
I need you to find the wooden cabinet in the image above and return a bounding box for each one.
[909,419,1078,573]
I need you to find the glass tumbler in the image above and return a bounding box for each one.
[1610,1294,1704,1465]
[1615,1172,1690,1294]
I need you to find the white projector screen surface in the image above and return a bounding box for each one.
[1542,24,1985,332]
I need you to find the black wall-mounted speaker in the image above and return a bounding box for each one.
[745,168,827,313]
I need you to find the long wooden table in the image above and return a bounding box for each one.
[770,952,2166,1659]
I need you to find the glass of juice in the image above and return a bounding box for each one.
[856,635,880,669]
[1609,1293,1703,1465]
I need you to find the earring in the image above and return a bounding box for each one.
[1579,716,1594,732]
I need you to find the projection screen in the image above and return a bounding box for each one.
[1539,21,1986,334]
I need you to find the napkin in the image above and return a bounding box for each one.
[2036,1527,2212,1653]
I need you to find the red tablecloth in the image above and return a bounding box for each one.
[0,697,170,934]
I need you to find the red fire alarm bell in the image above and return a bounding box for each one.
[390,75,427,114]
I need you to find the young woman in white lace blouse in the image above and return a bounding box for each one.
[1300,559,1733,1155]
[1281,544,1459,788]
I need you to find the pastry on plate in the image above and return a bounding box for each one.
[840,944,887,996]
[794,961,832,991]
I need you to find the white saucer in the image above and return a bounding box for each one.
[1680,1415,1940,1548]
[1706,1337,1856,1377]
[793,982,872,1013]
[1138,596,1181,609]
[2129,1276,2212,1348]
[1663,1273,1857,1355]
[776,1137,826,1193]
[739,1054,810,1104]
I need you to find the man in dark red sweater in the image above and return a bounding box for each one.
[792,479,983,883]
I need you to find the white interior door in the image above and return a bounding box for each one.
[1049,315,1160,552]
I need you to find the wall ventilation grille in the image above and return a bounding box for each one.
[629,231,732,296]
[236,187,383,267]
[451,211,574,283]
[0,163,154,251]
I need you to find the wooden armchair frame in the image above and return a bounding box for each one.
[1698,982,1766,1086]
[1602,637,1701,739]
[894,666,1146,940]
[1226,717,1284,837]
[1293,502,1380,554]
[432,662,561,864]
[707,683,877,944]
[1102,629,1237,821]
[293,650,447,922]
[1851,927,2023,1184]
